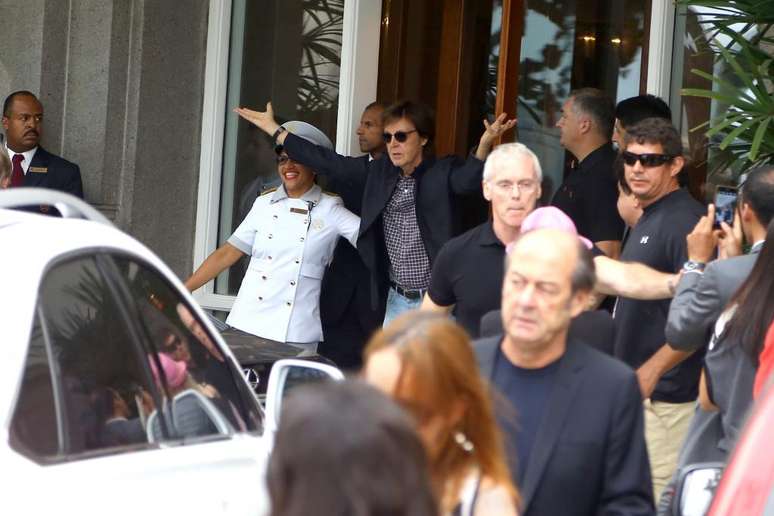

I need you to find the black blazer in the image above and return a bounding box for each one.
[318,155,382,328]
[22,147,83,197]
[473,336,654,516]
[284,134,485,308]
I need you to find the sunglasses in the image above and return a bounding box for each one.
[277,154,291,165]
[622,151,675,167]
[383,129,418,144]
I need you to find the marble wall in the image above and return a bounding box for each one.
[0,0,209,277]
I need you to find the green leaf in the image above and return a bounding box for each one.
[705,113,749,138]
[719,117,759,150]
[750,117,773,161]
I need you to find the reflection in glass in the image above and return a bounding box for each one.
[218,0,344,295]
[511,0,647,198]
[669,5,764,198]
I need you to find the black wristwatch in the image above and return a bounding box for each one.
[272,125,286,143]
[682,260,706,273]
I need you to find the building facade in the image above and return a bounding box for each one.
[0,0,716,313]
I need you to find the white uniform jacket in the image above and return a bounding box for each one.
[226,184,359,343]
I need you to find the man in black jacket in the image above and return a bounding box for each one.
[474,228,653,516]
[318,102,386,368]
[3,91,83,212]
[235,100,514,324]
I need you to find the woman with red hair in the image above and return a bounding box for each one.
[364,311,519,515]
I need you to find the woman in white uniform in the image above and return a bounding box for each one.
[185,121,359,350]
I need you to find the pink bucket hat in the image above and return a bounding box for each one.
[514,206,593,251]
[149,352,188,389]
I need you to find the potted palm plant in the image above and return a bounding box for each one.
[678,0,774,179]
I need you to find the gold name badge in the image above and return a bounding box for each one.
[29,167,48,174]
[290,207,309,215]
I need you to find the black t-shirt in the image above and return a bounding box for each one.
[492,348,562,484]
[552,143,624,243]
[613,188,705,403]
[427,221,505,338]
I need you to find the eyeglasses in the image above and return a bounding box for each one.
[382,129,417,144]
[492,180,538,195]
[622,151,675,168]
[277,155,291,165]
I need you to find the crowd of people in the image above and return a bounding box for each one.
[4,85,774,515]
[223,91,773,516]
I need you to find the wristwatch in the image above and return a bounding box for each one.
[272,125,287,143]
[682,260,706,273]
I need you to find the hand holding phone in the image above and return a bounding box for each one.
[713,186,737,229]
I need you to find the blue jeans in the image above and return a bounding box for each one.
[383,286,423,327]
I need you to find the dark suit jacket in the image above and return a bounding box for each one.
[473,336,654,516]
[23,147,83,197]
[283,133,485,309]
[318,156,383,361]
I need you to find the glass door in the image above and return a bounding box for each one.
[493,0,650,198]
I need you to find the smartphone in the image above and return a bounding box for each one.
[714,186,737,229]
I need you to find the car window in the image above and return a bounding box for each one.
[9,315,58,458]
[109,255,263,435]
[10,255,164,462]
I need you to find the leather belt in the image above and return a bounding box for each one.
[390,281,427,300]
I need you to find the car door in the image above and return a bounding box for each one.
[6,251,269,516]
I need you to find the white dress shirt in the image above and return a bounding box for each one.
[4,144,38,175]
[226,184,359,343]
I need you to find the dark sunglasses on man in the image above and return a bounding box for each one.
[621,151,676,168]
[383,129,418,144]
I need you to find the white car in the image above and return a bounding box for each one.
[0,189,342,515]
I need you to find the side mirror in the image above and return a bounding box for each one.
[263,359,344,437]
[673,463,724,516]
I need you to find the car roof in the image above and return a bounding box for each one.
[0,209,237,429]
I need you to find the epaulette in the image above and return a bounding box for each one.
[260,187,278,196]
[322,190,340,197]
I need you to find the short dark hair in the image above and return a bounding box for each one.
[741,165,774,227]
[615,94,672,129]
[623,117,683,158]
[364,101,386,112]
[268,380,438,516]
[3,90,38,117]
[382,100,435,144]
[571,242,596,293]
[570,88,615,138]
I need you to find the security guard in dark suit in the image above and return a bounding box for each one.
[318,103,386,369]
[3,91,83,212]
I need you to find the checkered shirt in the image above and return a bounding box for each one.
[382,175,431,289]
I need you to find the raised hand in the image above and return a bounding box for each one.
[233,102,281,136]
[476,112,518,159]
[482,112,518,141]
[686,203,718,263]
[717,204,744,259]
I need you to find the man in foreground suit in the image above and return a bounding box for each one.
[474,229,653,516]
[2,91,83,210]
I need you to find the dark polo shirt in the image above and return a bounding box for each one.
[427,221,505,337]
[613,188,705,403]
[552,143,624,243]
